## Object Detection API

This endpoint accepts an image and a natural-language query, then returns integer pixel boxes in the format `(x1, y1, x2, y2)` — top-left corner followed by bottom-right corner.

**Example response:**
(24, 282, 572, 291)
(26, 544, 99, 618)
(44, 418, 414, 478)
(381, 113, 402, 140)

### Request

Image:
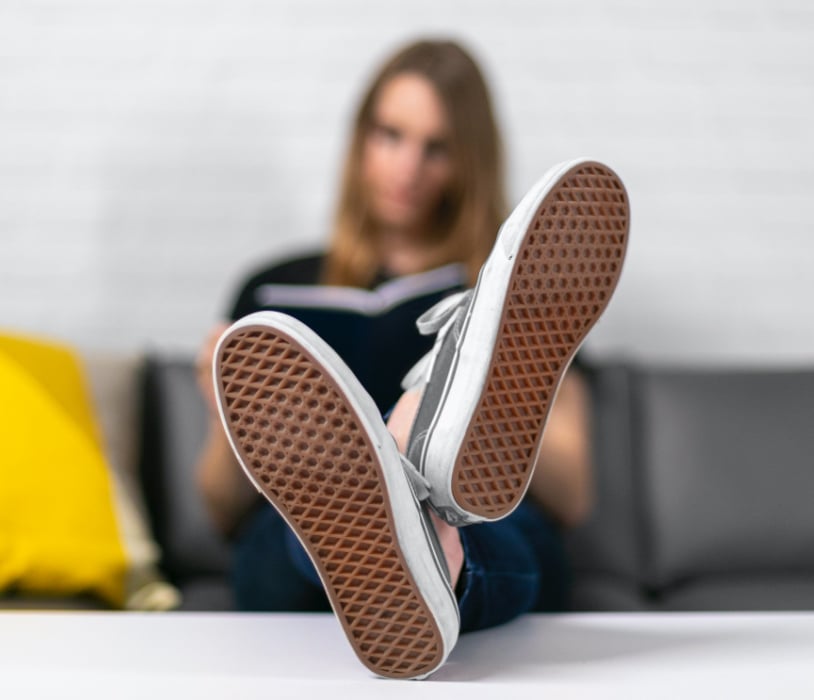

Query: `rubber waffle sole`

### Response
(215, 325, 445, 679)
(450, 161, 630, 520)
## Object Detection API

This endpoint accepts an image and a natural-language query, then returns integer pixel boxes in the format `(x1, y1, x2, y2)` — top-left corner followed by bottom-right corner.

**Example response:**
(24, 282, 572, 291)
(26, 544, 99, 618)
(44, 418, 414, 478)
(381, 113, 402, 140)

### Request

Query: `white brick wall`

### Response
(1, 0, 813, 363)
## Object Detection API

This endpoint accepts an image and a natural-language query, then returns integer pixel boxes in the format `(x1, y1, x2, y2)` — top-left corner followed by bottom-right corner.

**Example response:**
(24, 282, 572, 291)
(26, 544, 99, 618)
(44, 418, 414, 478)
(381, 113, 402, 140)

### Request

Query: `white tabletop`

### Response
(1, 611, 812, 698)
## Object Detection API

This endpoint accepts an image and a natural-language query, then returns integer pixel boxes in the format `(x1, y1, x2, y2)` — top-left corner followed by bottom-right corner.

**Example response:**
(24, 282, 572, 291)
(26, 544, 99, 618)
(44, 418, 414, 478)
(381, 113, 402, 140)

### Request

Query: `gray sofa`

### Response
(139, 356, 814, 613)
(568, 363, 814, 611)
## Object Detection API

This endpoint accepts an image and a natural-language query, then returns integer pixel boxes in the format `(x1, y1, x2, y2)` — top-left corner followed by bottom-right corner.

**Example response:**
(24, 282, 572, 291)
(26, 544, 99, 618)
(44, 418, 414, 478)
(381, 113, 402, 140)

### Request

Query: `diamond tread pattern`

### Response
(217, 329, 444, 679)
(451, 162, 630, 519)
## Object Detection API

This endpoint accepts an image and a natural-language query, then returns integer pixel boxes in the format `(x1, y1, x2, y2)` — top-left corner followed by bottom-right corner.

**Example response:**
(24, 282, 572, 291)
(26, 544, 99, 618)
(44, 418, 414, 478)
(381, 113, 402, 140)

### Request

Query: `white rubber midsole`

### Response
(214, 311, 460, 674)
(419, 158, 593, 522)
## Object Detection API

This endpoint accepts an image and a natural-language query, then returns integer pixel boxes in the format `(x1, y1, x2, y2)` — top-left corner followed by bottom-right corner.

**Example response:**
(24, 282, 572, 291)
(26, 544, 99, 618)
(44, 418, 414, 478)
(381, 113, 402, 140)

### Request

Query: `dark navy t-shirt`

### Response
(227, 252, 468, 414)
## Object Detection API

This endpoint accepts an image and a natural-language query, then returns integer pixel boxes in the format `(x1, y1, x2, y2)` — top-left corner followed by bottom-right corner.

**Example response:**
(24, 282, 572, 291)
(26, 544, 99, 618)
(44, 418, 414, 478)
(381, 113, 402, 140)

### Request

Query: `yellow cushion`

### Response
(0, 332, 180, 609)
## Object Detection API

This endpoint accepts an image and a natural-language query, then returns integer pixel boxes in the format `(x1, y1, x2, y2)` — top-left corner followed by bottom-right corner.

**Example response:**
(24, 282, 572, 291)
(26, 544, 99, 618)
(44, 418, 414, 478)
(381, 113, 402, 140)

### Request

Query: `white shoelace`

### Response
(414, 290, 470, 335)
(400, 290, 472, 392)
(399, 453, 431, 501)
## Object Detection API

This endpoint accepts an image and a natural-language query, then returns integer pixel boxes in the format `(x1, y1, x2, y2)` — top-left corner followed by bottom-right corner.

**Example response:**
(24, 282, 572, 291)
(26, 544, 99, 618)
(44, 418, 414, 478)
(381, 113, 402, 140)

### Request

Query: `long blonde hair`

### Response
(323, 39, 507, 288)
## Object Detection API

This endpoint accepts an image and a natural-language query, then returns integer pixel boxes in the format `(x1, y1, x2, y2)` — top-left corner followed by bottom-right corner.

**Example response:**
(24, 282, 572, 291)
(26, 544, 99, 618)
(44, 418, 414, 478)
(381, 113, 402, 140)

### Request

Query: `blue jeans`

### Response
(232, 500, 569, 632)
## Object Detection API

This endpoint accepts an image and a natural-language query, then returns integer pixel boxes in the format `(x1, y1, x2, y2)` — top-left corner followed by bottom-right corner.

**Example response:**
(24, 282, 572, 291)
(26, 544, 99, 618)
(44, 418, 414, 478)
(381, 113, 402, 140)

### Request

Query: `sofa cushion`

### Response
(635, 368, 814, 589)
(567, 364, 644, 583)
(0, 333, 179, 610)
(661, 576, 814, 611)
(570, 574, 649, 612)
(176, 576, 235, 611)
(139, 356, 232, 585)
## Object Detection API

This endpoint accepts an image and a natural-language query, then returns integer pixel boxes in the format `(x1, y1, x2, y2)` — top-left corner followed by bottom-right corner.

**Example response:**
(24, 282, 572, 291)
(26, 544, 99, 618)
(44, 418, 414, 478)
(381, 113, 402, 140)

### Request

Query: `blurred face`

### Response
(362, 73, 455, 235)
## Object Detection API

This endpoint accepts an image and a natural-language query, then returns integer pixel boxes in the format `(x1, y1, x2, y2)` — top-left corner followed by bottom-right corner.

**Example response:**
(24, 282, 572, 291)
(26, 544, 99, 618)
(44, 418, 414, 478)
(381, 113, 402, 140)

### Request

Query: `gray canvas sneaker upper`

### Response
(402, 290, 477, 525)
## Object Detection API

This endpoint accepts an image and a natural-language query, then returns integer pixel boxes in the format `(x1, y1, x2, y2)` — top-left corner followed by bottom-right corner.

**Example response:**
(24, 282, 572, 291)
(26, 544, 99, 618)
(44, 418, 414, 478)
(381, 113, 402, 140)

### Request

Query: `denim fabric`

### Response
(232, 499, 568, 631)
(456, 501, 569, 632)
(232, 504, 329, 612)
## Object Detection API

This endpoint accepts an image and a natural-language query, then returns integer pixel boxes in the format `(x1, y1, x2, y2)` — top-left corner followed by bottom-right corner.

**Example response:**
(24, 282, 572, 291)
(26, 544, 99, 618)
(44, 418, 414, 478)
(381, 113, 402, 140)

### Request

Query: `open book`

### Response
(252, 263, 468, 413)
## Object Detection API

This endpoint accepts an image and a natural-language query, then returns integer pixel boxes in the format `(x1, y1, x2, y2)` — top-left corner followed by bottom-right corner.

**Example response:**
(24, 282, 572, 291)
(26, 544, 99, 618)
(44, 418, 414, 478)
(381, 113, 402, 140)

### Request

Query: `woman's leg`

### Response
(232, 504, 330, 611)
(456, 501, 569, 633)
(389, 389, 569, 634)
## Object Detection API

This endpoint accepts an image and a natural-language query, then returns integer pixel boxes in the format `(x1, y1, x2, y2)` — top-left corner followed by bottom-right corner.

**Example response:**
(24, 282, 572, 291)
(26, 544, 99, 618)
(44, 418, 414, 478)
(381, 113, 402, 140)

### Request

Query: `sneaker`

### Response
(404, 158, 630, 525)
(213, 311, 459, 680)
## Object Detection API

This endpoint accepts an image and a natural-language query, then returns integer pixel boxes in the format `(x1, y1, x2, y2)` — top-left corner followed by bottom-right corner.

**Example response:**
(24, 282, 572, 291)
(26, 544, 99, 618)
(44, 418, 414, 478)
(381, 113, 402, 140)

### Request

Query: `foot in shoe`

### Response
(405, 158, 630, 526)
(213, 311, 459, 679)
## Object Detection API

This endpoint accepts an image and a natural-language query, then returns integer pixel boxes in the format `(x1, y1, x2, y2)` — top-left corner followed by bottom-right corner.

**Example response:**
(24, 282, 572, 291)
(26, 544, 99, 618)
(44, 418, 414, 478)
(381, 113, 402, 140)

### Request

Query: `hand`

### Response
(196, 321, 230, 415)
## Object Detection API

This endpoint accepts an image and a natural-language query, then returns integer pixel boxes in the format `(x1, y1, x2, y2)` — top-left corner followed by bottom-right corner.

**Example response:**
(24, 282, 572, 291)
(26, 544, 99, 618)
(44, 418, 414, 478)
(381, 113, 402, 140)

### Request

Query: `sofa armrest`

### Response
(138, 356, 233, 586)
